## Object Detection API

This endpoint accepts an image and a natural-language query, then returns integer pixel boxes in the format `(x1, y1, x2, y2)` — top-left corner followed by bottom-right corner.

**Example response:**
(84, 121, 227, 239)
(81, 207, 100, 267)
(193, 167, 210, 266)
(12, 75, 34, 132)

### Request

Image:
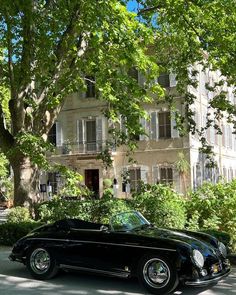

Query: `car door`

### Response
(62, 227, 144, 274)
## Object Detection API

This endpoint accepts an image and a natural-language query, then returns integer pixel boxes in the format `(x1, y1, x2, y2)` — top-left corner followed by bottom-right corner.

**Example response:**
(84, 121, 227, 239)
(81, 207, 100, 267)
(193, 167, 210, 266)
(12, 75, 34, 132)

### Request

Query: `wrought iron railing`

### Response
(56, 140, 116, 155)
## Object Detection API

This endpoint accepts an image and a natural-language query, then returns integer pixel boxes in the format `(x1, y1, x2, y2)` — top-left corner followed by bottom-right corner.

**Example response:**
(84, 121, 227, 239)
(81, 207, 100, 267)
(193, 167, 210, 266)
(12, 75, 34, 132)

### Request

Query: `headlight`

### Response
(218, 242, 227, 258)
(192, 249, 205, 268)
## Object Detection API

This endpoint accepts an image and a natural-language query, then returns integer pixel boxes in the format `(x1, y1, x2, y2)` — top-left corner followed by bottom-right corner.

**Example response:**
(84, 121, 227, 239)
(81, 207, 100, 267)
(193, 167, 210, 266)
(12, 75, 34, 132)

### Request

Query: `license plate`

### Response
(212, 263, 222, 274)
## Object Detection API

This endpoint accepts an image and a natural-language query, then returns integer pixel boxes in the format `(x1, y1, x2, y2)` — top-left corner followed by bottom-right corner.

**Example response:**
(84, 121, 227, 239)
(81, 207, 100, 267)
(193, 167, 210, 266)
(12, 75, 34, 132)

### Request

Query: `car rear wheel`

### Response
(137, 255, 178, 295)
(26, 247, 58, 280)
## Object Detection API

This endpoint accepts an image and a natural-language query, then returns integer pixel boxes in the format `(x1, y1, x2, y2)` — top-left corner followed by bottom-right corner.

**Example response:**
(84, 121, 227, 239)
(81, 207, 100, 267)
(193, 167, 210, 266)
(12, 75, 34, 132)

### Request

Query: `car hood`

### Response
(135, 226, 219, 257)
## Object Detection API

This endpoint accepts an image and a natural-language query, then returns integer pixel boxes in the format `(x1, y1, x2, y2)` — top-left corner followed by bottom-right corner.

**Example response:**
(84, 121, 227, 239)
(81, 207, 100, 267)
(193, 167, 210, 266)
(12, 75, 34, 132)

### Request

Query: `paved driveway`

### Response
(0, 246, 235, 295)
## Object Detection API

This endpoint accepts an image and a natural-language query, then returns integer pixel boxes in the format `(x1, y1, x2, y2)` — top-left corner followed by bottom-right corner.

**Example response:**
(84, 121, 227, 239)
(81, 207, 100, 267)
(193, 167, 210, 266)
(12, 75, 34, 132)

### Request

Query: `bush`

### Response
(36, 193, 131, 225)
(0, 221, 43, 246)
(36, 196, 93, 223)
(91, 194, 132, 224)
(7, 206, 32, 223)
(186, 180, 236, 251)
(131, 184, 187, 229)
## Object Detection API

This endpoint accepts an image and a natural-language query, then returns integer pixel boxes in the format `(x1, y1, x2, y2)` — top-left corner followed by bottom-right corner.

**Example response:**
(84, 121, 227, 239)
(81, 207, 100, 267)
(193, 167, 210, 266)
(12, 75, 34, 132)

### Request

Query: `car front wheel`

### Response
(138, 255, 178, 295)
(26, 247, 58, 280)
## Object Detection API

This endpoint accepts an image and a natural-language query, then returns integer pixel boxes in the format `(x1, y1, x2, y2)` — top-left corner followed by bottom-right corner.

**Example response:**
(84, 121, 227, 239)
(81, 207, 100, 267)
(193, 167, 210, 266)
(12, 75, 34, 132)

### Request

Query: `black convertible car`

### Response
(9, 211, 231, 294)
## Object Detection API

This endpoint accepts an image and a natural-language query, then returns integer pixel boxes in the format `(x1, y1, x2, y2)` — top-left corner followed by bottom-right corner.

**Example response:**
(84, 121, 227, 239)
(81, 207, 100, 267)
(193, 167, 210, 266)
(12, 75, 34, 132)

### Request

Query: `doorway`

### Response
(85, 169, 99, 199)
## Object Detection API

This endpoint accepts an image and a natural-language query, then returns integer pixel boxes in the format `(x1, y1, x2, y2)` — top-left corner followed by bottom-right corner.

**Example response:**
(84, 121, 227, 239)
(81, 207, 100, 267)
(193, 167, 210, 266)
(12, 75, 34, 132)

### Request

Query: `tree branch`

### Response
(5, 15, 16, 100)
(137, 5, 161, 15)
(36, 5, 82, 106)
(20, 0, 34, 87)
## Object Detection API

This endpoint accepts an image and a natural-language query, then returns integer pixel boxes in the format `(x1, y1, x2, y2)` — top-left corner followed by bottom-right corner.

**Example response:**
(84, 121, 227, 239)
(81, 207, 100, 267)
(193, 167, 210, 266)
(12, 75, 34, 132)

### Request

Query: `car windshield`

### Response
(110, 211, 151, 232)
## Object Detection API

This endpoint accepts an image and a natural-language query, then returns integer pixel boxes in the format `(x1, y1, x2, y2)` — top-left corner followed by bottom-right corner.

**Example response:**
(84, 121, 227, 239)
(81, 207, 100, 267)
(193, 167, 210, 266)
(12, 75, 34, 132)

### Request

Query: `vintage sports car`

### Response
(9, 211, 231, 294)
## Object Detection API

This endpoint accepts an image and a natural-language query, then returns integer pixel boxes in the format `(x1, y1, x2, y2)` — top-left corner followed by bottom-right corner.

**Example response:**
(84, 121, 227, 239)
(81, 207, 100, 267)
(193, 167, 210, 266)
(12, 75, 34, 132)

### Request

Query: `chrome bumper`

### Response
(185, 268, 231, 286)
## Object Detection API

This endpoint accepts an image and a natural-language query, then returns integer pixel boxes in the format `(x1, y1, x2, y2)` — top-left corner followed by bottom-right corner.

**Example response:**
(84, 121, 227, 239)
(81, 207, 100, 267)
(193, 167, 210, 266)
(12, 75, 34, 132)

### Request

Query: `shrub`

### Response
(131, 184, 187, 229)
(91, 195, 132, 224)
(186, 180, 236, 251)
(7, 206, 32, 223)
(0, 221, 43, 246)
(36, 194, 131, 225)
(36, 196, 93, 223)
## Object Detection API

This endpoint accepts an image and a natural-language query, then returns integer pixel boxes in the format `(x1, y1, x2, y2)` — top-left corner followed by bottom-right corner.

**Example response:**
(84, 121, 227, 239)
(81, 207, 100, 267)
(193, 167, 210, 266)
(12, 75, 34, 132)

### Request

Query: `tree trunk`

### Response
(11, 156, 40, 208)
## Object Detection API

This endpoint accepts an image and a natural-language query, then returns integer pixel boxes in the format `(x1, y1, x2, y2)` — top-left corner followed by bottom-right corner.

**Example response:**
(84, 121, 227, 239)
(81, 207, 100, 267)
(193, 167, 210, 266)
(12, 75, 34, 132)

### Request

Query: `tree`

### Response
(0, 1, 161, 207)
(138, 0, 236, 79)
(175, 152, 190, 193)
(135, 0, 236, 166)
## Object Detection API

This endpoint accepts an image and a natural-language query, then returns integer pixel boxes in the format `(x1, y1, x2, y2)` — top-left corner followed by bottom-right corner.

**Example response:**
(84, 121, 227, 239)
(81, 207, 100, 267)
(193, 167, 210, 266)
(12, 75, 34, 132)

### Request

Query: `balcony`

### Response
(53, 140, 116, 156)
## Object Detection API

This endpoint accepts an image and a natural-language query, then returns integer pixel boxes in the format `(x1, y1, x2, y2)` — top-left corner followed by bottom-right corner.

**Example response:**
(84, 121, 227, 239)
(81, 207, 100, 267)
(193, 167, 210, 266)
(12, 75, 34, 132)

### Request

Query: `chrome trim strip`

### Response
(185, 269, 231, 286)
(27, 237, 176, 252)
(60, 264, 130, 278)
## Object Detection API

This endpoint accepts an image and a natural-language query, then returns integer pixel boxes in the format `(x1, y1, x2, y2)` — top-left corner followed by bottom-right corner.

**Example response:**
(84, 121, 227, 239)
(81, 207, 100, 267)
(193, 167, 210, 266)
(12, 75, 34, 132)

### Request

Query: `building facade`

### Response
(41, 66, 236, 198)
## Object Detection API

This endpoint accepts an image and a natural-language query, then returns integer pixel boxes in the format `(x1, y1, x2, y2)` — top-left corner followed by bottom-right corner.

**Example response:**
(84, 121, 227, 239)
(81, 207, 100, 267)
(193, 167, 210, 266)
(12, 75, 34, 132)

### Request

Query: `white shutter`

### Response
(96, 117, 103, 151)
(169, 73, 177, 87)
(210, 126, 215, 144)
(138, 72, 145, 86)
(150, 112, 157, 140)
(226, 125, 230, 148)
(171, 115, 179, 138)
(152, 166, 159, 184)
(120, 115, 127, 135)
(56, 122, 63, 147)
(77, 119, 85, 143)
(77, 119, 85, 152)
(229, 126, 233, 149)
(173, 168, 180, 191)
(141, 166, 148, 184)
(140, 117, 146, 141)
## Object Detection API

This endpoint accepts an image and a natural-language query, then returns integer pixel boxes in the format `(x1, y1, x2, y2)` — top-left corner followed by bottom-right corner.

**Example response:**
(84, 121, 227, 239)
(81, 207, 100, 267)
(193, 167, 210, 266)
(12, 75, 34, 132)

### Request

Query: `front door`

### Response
(85, 169, 99, 198)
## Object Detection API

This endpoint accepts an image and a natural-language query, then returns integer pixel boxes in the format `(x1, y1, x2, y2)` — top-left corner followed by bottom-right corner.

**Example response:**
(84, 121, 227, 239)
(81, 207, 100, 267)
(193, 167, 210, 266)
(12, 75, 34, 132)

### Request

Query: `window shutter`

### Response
(229, 126, 233, 149)
(226, 125, 230, 148)
(120, 115, 127, 135)
(77, 119, 85, 144)
(169, 73, 177, 87)
(138, 72, 145, 86)
(210, 126, 215, 144)
(56, 122, 63, 147)
(140, 166, 148, 184)
(96, 117, 103, 142)
(140, 117, 147, 141)
(222, 125, 226, 147)
(150, 112, 157, 140)
(152, 166, 159, 184)
(171, 115, 179, 138)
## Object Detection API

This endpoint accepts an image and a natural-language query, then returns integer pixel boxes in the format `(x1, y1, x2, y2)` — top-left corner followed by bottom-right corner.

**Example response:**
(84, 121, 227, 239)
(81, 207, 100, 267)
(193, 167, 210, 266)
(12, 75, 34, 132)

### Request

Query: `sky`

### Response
(127, 1, 139, 12)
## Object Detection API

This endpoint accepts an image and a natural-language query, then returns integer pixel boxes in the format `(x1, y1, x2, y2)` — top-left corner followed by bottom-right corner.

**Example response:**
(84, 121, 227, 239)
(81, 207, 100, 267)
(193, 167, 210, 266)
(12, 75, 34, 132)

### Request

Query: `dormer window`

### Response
(158, 73, 170, 88)
(85, 76, 96, 98)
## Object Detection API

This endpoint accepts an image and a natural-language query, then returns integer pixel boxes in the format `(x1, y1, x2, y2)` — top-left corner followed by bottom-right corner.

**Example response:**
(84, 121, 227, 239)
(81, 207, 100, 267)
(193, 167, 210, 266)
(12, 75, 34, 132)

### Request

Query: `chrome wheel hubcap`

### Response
(143, 258, 170, 289)
(30, 248, 51, 274)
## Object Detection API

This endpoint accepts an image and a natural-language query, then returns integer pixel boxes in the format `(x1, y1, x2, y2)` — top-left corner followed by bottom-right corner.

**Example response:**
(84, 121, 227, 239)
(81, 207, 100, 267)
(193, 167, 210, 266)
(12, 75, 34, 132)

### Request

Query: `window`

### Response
(160, 167, 173, 184)
(129, 168, 141, 192)
(122, 168, 141, 193)
(77, 117, 103, 153)
(158, 112, 171, 138)
(85, 76, 95, 98)
(48, 122, 63, 146)
(158, 73, 170, 88)
(128, 68, 139, 82)
(86, 120, 96, 151)
(48, 124, 56, 146)
(47, 172, 58, 194)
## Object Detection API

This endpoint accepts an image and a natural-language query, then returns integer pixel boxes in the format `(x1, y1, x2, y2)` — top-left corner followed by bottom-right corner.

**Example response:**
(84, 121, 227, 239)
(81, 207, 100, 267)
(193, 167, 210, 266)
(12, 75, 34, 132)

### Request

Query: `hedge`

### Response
(0, 221, 43, 246)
